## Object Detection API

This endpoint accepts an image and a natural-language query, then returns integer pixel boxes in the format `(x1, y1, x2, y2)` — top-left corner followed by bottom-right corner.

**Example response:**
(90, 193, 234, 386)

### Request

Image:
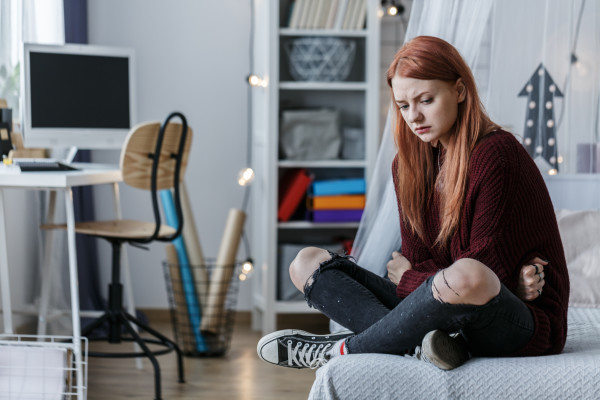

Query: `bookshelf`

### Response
(250, 0, 380, 334)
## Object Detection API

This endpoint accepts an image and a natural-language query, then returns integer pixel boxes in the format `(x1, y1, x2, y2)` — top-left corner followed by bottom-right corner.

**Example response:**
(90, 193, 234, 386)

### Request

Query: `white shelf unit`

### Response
(250, 0, 381, 334)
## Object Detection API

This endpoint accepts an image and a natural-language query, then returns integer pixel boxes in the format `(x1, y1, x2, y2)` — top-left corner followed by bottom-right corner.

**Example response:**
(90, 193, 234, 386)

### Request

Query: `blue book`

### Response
(312, 178, 366, 196)
(160, 190, 207, 352)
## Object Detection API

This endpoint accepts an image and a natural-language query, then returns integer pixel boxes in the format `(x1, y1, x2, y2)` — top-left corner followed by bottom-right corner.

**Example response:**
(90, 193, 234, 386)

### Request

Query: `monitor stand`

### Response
(63, 146, 79, 164)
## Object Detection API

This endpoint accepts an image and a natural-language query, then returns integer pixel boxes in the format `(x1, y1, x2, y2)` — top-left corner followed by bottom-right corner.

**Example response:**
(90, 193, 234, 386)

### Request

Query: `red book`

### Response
(278, 169, 312, 222)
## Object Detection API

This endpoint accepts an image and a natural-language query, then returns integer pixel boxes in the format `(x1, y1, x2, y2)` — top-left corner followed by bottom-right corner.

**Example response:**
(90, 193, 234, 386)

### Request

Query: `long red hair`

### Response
(386, 36, 499, 245)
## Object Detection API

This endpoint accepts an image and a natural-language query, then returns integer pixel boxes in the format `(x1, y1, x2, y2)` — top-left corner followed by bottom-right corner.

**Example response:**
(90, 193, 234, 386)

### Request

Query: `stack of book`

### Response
(308, 177, 366, 222)
(286, 0, 368, 30)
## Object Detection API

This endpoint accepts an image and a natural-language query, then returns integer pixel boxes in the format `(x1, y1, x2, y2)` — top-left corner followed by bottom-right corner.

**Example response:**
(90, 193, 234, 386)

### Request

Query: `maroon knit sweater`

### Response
(392, 130, 569, 356)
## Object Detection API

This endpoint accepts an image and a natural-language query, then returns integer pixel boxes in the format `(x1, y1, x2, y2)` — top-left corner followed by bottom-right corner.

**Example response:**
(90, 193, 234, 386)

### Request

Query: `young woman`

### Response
(257, 36, 569, 370)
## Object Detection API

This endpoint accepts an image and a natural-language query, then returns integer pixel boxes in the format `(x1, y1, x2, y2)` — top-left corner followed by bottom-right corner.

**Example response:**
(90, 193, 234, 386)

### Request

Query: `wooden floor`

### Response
(86, 312, 330, 400)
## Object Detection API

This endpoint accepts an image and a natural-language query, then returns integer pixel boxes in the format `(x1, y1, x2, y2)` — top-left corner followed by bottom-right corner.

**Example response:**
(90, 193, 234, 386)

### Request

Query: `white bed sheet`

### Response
(309, 307, 600, 400)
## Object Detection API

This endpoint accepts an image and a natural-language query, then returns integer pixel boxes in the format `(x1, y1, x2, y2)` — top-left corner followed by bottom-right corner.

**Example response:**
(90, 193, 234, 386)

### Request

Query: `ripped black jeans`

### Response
(304, 253, 534, 356)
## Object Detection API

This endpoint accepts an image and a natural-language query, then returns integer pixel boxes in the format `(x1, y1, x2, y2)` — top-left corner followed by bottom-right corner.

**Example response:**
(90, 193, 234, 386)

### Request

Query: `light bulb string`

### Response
(239, 0, 256, 270)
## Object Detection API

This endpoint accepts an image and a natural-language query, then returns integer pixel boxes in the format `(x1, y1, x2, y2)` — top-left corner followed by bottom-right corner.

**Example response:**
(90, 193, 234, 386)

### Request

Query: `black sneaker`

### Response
(407, 330, 470, 370)
(257, 329, 352, 369)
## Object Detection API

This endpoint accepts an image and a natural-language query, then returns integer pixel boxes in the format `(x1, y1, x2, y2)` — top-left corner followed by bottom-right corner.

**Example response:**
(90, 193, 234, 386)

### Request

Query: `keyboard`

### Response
(14, 159, 80, 172)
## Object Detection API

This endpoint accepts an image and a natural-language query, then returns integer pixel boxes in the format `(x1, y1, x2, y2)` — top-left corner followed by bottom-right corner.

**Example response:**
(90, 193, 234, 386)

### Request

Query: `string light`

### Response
(247, 74, 269, 88)
(237, 0, 257, 282)
(238, 167, 255, 186)
(238, 257, 254, 281)
(381, 0, 405, 17)
(242, 258, 254, 274)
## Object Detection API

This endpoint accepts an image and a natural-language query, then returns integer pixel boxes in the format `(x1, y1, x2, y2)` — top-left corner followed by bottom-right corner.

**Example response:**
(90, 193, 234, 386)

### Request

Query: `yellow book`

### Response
(309, 194, 366, 210)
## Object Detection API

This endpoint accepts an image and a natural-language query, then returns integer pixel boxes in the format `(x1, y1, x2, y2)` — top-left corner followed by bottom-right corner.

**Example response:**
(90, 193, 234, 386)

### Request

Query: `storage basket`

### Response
(0, 334, 88, 400)
(163, 260, 241, 357)
(285, 37, 356, 82)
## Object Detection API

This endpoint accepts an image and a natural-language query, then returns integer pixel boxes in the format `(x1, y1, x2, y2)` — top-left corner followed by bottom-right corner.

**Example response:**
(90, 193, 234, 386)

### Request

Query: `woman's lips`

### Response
(415, 126, 431, 134)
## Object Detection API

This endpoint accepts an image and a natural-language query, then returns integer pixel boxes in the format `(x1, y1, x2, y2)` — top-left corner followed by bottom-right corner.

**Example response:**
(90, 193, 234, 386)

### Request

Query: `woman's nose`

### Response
(407, 107, 422, 123)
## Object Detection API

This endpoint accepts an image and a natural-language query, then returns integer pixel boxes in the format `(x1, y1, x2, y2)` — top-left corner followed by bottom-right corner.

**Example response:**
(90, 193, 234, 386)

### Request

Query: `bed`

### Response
(308, 210, 600, 400)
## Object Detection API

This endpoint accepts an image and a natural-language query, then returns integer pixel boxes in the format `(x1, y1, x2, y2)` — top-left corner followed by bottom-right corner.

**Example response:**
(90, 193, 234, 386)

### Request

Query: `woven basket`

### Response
(285, 37, 356, 82)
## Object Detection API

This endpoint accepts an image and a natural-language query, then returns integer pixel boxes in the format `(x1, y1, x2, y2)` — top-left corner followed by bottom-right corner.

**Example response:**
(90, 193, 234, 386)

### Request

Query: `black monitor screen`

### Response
(29, 52, 130, 129)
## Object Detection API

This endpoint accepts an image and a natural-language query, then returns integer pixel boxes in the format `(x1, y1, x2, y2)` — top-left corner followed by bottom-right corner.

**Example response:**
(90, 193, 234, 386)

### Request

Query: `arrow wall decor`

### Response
(518, 63, 564, 171)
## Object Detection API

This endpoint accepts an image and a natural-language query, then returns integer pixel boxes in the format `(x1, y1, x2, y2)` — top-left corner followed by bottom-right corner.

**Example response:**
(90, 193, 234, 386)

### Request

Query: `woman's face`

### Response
(391, 75, 465, 147)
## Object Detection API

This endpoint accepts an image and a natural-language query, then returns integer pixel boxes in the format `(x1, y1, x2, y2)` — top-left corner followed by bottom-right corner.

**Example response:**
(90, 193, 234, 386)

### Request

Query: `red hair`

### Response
(386, 36, 498, 245)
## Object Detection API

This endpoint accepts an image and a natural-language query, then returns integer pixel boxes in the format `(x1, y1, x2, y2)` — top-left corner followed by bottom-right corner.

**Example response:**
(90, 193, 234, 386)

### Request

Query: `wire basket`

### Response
(163, 260, 241, 357)
(285, 37, 357, 82)
(0, 334, 88, 400)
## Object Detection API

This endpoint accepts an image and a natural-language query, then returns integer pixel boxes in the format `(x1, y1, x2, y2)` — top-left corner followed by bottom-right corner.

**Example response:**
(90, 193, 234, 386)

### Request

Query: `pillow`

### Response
(556, 209, 600, 307)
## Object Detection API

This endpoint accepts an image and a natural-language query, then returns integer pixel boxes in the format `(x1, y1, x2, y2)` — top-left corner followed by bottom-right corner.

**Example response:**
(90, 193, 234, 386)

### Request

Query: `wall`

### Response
(87, 0, 254, 309)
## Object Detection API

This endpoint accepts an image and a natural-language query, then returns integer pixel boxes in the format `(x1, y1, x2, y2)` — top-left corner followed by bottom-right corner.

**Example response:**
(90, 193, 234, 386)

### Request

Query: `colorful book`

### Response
(311, 209, 364, 222)
(160, 190, 207, 352)
(308, 194, 366, 210)
(278, 169, 312, 221)
(311, 178, 365, 196)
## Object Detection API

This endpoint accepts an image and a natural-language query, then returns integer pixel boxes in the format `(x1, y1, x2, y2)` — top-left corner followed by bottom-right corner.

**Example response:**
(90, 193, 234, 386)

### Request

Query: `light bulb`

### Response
(248, 74, 261, 86)
(248, 74, 268, 88)
(377, 7, 385, 18)
(238, 167, 255, 186)
(548, 168, 558, 175)
(387, 6, 398, 16)
(239, 273, 247, 281)
(242, 259, 254, 274)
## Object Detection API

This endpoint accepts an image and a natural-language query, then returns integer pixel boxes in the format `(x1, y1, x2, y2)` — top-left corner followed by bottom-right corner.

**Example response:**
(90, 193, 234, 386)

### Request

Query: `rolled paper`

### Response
(166, 244, 195, 353)
(160, 189, 206, 351)
(179, 182, 209, 306)
(201, 208, 246, 333)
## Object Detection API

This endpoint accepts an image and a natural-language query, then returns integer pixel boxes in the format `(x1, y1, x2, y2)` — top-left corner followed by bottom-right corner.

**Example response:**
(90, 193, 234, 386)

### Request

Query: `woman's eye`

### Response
(422, 98, 432, 104)
(399, 104, 409, 110)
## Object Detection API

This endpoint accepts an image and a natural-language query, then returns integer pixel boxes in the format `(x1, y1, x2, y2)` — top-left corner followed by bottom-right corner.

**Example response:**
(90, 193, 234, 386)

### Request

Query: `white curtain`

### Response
(352, 0, 599, 276)
(0, 0, 66, 334)
(0, 0, 64, 115)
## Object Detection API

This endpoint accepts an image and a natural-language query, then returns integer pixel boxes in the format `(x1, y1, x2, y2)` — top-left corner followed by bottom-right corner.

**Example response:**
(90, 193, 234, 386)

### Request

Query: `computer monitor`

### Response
(21, 43, 136, 150)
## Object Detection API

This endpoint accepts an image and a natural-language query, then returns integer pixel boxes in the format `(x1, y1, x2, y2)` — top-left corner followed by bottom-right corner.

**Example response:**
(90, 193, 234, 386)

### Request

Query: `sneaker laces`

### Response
(287, 340, 332, 369)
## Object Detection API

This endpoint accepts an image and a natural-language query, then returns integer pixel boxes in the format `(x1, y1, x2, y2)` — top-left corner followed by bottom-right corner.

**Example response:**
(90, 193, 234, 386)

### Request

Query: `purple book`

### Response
(311, 209, 364, 223)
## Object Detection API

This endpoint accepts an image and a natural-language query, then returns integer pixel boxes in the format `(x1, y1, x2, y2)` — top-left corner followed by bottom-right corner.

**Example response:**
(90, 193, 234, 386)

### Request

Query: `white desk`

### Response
(0, 163, 122, 400)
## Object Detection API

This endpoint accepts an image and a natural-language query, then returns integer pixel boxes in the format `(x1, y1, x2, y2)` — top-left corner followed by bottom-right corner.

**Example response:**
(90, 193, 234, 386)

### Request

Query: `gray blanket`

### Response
(309, 307, 600, 400)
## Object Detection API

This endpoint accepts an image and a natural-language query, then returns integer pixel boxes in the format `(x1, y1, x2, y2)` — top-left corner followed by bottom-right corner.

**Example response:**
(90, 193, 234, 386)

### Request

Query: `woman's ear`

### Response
(456, 79, 466, 103)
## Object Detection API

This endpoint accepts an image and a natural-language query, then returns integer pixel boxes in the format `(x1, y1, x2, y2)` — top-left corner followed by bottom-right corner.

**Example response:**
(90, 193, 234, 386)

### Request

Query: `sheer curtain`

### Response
(0, 0, 66, 333)
(0, 0, 64, 115)
(352, 0, 599, 276)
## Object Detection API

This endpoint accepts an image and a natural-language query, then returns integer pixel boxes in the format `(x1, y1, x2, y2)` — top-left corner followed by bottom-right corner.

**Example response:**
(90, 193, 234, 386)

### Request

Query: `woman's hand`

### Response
(516, 256, 548, 301)
(387, 251, 412, 285)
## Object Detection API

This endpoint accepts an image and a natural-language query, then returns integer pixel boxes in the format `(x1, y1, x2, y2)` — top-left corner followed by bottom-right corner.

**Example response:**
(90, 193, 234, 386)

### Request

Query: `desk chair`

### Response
(45, 112, 191, 400)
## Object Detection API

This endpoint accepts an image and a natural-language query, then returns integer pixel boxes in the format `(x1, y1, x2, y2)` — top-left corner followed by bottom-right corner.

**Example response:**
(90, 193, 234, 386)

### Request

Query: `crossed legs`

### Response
(289, 247, 531, 356)
(290, 246, 501, 308)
